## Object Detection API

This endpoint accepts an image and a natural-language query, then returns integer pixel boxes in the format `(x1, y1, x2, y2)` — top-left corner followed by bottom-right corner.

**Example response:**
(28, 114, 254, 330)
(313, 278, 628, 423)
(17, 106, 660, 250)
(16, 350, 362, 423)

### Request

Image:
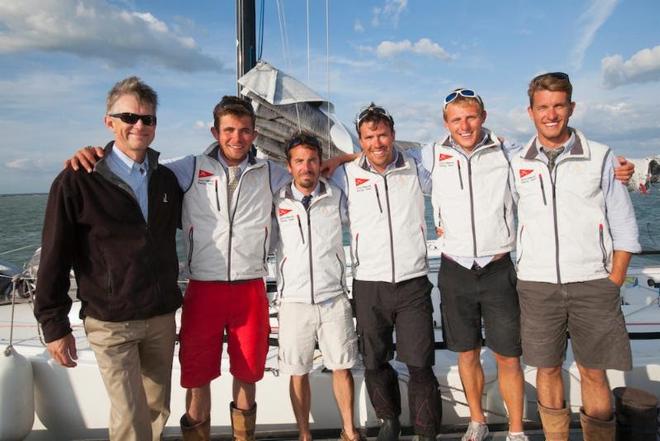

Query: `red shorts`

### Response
(179, 278, 270, 388)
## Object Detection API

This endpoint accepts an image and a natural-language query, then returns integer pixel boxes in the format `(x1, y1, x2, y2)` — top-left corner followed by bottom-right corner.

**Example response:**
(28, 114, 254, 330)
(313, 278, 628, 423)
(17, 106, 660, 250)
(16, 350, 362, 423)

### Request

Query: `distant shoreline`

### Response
(0, 193, 47, 197)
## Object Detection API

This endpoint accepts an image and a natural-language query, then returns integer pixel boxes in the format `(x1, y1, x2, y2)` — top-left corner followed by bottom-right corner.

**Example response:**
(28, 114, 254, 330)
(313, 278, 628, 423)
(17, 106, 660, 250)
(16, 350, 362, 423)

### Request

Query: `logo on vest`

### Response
(438, 153, 453, 161)
(279, 208, 292, 216)
(437, 153, 456, 168)
(355, 178, 369, 186)
(198, 169, 214, 178)
(519, 168, 537, 183)
(278, 207, 295, 222)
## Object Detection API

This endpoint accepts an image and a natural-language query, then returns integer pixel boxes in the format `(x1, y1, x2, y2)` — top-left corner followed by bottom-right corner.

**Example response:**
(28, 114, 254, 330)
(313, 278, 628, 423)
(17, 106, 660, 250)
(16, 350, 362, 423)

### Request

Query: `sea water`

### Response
(0, 191, 658, 268)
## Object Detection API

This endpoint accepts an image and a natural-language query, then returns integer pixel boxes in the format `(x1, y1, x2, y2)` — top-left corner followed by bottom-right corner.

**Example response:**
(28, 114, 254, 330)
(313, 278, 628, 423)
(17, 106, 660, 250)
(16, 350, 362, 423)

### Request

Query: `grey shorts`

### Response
(277, 295, 358, 375)
(517, 277, 631, 370)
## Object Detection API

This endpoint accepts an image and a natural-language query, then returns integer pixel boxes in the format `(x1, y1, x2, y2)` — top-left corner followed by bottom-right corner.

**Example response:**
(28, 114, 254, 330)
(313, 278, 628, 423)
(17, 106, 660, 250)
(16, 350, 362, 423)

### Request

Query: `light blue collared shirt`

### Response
(106, 146, 149, 220)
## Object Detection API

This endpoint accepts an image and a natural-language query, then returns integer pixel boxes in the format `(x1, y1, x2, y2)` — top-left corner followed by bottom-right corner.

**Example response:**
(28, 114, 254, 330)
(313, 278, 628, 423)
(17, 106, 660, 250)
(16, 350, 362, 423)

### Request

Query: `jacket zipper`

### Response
(420, 225, 428, 263)
(549, 164, 561, 283)
(187, 226, 194, 272)
(539, 174, 548, 205)
(383, 176, 396, 283)
(354, 233, 360, 267)
(262, 226, 268, 269)
(374, 184, 383, 213)
(467, 160, 477, 256)
(457, 161, 464, 190)
(598, 224, 609, 273)
(296, 215, 305, 244)
(503, 203, 511, 237)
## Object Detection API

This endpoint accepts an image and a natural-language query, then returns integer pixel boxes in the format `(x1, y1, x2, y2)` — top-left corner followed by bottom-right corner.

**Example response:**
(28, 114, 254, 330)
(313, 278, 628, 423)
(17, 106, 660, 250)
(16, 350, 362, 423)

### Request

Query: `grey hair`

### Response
(106, 76, 158, 113)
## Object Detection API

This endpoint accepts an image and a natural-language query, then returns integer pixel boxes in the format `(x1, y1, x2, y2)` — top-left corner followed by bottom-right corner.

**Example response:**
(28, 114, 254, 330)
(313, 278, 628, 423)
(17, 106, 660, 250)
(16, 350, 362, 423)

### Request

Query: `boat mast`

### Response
(236, 0, 257, 94)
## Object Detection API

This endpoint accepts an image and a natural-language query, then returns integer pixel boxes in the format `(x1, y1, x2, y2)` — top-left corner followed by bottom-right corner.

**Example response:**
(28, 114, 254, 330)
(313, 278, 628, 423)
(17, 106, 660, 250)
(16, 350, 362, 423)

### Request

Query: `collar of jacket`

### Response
(521, 128, 589, 161)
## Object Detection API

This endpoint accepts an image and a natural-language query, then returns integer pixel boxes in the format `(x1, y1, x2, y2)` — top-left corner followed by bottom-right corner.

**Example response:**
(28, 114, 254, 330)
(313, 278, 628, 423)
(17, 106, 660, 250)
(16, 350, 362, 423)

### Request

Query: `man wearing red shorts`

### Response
(173, 96, 289, 440)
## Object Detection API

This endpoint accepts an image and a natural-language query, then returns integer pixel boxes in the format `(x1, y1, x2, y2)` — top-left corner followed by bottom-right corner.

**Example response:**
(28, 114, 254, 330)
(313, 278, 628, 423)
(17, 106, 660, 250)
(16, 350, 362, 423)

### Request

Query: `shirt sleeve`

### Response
(407, 148, 432, 195)
(161, 155, 196, 191)
(602, 151, 641, 253)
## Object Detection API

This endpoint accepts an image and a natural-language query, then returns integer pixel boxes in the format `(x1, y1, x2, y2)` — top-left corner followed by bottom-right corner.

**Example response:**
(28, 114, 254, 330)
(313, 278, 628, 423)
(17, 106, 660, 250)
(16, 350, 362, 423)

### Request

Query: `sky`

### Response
(1, 0, 659, 194)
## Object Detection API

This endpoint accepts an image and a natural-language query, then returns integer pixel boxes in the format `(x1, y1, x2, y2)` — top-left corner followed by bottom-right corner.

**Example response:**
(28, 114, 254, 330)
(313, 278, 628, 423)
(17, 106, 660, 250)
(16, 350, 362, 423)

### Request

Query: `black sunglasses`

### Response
(354, 103, 394, 131)
(108, 112, 157, 126)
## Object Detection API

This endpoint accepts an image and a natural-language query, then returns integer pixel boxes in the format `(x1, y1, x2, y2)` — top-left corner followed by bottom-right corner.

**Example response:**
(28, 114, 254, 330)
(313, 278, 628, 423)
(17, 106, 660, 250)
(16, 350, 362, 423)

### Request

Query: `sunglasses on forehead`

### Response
(354, 103, 394, 131)
(108, 112, 157, 126)
(443, 89, 483, 109)
(532, 72, 570, 82)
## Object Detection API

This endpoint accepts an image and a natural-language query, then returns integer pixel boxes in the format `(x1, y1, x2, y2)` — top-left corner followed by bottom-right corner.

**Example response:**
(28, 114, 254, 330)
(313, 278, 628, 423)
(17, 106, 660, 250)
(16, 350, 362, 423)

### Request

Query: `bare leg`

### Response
(233, 378, 256, 411)
(186, 385, 211, 424)
(577, 364, 612, 420)
(536, 366, 564, 409)
(332, 369, 357, 436)
(458, 348, 485, 423)
(290, 374, 312, 441)
(494, 353, 524, 433)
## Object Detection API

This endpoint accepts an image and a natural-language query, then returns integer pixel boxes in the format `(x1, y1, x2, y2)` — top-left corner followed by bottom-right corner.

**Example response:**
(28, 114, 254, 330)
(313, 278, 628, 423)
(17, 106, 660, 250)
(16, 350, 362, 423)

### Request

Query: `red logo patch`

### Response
(198, 169, 214, 178)
(355, 178, 369, 186)
(278, 208, 292, 216)
(438, 153, 453, 161)
(519, 169, 533, 178)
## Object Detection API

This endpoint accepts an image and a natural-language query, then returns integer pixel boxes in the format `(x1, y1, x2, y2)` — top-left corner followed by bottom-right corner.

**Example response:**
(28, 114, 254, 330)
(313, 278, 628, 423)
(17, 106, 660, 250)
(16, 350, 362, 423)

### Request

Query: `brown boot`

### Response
(580, 408, 614, 441)
(180, 414, 210, 441)
(538, 402, 571, 441)
(230, 402, 257, 441)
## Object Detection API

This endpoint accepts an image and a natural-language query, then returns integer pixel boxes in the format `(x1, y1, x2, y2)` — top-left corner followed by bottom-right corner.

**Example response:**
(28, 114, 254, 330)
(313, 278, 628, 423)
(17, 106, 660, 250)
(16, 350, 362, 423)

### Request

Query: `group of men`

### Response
(34, 71, 639, 441)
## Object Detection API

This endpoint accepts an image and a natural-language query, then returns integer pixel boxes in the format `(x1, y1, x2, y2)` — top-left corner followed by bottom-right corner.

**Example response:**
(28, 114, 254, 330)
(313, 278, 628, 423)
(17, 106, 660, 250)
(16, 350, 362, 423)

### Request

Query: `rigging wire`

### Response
(325, 0, 331, 150)
(257, 0, 265, 61)
(306, 0, 311, 82)
(275, 0, 302, 131)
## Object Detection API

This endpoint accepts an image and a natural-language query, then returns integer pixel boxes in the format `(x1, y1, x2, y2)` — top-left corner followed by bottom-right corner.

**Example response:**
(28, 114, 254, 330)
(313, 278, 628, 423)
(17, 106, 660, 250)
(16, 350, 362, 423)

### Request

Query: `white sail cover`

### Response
(238, 60, 358, 161)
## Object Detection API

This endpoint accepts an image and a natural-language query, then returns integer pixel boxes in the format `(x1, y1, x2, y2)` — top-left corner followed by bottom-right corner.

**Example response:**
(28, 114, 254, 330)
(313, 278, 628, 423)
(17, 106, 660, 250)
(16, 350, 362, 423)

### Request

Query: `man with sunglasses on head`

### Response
(34, 76, 183, 441)
(511, 73, 640, 440)
(421, 88, 527, 441)
(273, 132, 363, 441)
(326, 104, 443, 441)
(68, 95, 291, 441)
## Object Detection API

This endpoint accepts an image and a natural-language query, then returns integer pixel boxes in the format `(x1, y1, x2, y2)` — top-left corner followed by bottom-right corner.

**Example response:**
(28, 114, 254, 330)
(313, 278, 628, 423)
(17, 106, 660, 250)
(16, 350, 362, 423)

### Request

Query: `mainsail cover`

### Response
(238, 60, 358, 161)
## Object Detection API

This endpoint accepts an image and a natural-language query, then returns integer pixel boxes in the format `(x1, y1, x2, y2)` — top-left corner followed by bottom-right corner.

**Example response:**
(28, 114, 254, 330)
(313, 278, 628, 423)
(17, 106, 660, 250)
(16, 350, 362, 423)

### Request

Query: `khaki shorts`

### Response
(278, 295, 358, 375)
(517, 277, 631, 370)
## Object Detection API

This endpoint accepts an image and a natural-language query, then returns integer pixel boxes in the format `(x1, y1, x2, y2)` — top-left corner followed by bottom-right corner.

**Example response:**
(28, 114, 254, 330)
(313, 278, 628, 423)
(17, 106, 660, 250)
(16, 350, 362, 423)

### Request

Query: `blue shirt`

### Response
(106, 146, 149, 220)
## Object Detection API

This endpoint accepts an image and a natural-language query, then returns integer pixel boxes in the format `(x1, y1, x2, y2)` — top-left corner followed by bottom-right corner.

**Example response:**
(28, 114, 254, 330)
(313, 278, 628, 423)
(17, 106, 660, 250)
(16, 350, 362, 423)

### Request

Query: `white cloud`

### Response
(371, 0, 407, 28)
(4, 157, 60, 173)
(602, 45, 660, 88)
(570, 0, 618, 70)
(0, 0, 224, 72)
(194, 120, 212, 129)
(354, 20, 364, 33)
(375, 38, 453, 61)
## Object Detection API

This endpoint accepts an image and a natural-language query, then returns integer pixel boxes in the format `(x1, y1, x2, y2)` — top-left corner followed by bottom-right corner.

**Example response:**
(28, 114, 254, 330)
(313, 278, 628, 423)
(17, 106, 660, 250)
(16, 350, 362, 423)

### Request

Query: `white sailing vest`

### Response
(343, 150, 428, 283)
(430, 130, 515, 257)
(512, 129, 614, 283)
(182, 144, 273, 281)
(274, 178, 347, 304)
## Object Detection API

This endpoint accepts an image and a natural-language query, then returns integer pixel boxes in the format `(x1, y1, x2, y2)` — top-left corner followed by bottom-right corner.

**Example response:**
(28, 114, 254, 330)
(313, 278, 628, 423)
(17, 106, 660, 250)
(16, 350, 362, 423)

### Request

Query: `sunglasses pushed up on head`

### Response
(443, 88, 484, 110)
(354, 103, 394, 132)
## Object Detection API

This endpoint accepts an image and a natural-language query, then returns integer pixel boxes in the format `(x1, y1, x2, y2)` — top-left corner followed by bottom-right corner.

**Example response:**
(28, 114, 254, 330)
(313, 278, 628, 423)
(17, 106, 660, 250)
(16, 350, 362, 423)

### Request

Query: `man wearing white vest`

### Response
(422, 89, 527, 441)
(512, 72, 640, 441)
(273, 132, 363, 441)
(328, 105, 443, 441)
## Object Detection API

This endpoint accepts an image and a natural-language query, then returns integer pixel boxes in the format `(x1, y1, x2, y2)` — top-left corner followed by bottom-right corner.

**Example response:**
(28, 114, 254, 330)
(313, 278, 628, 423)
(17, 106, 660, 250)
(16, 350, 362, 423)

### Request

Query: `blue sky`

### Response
(1, 0, 659, 193)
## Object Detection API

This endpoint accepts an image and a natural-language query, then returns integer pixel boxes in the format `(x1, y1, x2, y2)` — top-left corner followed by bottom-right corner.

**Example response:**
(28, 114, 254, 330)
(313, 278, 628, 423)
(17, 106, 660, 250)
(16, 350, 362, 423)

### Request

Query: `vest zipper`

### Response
(296, 215, 305, 244)
(599, 224, 609, 273)
(307, 209, 315, 304)
(336, 253, 346, 292)
(383, 176, 396, 283)
(226, 166, 248, 281)
(457, 161, 464, 190)
(420, 225, 428, 264)
(467, 160, 477, 257)
(539, 174, 548, 205)
(187, 226, 194, 273)
(262, 226, 268, 269)
(354, 233, 360, 267)
(503, 203, 511, 237)
(549, 164, 561, 284)
(374, 184, 383, 213)
(516, 225, 524, 266)
(215, 179, 221, 211)
(278, 257, 287, 300)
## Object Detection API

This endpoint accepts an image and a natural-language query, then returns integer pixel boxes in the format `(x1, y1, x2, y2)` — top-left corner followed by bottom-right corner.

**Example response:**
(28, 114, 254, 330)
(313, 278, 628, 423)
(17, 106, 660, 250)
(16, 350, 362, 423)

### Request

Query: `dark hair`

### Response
(284, 131, 323, 162)
(213, 95, 256, 129)
(528, 72, 572, 106)
(354, 103, 395, 136)
(106, 76, 158, 113)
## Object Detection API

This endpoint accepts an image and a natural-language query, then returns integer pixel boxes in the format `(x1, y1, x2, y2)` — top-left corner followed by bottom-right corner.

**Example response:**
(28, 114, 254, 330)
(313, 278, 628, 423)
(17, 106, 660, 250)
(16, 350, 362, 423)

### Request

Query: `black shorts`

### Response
(353, 276, 435, 369)
(438, 255, 522, 357)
